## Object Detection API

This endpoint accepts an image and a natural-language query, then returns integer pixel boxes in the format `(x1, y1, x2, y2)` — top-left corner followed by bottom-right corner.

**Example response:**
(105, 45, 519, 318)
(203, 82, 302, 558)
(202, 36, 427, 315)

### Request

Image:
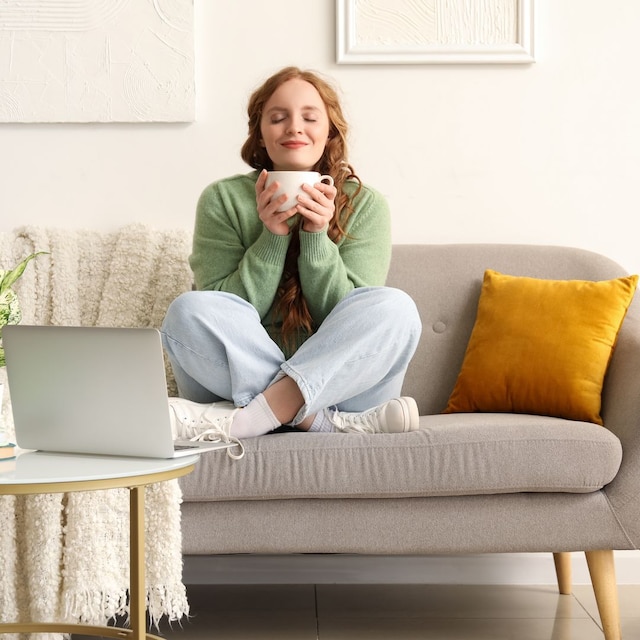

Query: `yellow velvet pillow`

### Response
(444, 270, 638, 425)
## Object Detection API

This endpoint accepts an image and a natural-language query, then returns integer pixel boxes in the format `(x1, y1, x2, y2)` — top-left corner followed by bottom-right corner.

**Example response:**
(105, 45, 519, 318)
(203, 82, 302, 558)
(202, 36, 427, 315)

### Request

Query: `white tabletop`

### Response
(0, 448, 199, 485)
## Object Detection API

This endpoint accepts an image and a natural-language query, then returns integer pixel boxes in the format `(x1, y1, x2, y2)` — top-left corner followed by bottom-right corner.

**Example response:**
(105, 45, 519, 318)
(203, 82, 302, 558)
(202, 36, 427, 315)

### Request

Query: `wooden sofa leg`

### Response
(553, 552, 572, 595)
(585, 550, 622, 640)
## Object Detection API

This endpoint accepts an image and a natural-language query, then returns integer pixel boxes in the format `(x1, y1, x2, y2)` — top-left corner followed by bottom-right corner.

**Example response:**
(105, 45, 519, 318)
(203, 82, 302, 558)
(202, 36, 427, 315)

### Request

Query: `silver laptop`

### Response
(2, 325, 236, 459)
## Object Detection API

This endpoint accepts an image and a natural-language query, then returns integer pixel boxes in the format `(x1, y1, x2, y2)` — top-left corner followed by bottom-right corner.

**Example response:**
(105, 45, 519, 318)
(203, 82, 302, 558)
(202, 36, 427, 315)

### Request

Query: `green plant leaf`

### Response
(0, 288, 21, 328)
(0, 251, 49, 294)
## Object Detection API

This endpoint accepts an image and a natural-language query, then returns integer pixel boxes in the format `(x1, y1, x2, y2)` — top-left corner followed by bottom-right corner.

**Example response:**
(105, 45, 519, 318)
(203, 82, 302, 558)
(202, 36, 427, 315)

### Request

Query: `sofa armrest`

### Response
(600, 294, 640, 546)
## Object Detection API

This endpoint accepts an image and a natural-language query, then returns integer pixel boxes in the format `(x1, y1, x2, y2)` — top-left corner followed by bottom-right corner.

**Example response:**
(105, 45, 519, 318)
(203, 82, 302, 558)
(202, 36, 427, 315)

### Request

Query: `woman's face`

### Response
(260, 78, 330, 171)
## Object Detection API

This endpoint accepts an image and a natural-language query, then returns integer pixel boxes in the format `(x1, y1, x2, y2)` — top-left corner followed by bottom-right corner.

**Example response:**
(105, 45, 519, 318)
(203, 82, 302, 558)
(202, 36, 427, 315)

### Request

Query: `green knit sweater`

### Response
(189, 171, 391, 354)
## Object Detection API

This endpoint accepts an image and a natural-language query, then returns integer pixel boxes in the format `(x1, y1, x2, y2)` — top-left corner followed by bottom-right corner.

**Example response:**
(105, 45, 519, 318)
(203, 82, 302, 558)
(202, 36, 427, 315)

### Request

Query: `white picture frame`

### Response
(336, 0, 534, 65)
(0, 0, 194, 123)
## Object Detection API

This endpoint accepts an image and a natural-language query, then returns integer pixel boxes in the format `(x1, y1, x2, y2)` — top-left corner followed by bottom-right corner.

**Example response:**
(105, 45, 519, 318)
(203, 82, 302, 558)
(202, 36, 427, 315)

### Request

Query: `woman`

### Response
(161, 67, 422, 459)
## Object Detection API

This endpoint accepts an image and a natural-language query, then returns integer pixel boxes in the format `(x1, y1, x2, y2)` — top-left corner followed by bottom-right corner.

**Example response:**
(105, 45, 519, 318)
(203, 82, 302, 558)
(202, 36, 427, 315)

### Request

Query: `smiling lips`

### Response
(281, 140, 307, 149)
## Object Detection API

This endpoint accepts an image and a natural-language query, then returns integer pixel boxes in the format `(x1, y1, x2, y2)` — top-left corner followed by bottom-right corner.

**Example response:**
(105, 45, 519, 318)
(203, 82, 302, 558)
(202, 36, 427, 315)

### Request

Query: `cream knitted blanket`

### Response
(0, 224, 194, 636)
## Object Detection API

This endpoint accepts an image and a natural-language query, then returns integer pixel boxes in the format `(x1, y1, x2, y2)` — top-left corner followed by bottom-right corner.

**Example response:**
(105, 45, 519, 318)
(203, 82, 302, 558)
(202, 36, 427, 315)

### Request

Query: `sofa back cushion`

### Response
(386, 244, 634, 416)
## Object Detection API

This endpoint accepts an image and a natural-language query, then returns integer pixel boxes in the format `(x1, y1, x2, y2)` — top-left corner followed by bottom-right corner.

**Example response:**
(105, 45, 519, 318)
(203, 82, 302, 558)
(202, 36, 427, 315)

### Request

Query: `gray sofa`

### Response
(179, 243, 640, 640)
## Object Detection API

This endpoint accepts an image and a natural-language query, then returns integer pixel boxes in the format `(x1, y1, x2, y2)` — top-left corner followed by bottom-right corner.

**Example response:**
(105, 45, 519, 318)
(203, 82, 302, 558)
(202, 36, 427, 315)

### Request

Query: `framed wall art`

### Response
(0, 0, 194, 123)
(336, 0, 534, 64)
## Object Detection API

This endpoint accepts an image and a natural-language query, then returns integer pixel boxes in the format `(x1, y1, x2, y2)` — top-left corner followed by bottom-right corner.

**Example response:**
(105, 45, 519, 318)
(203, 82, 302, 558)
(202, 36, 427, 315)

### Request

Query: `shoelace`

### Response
(189, 409, 245, 460)
(329, 407, 379, 434)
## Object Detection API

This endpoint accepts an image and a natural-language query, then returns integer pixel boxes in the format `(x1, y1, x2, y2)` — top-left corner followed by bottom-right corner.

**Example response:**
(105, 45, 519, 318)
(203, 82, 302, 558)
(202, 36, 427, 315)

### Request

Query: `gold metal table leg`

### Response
(0, 484, 164, 639)
(130, 485, 146, 640)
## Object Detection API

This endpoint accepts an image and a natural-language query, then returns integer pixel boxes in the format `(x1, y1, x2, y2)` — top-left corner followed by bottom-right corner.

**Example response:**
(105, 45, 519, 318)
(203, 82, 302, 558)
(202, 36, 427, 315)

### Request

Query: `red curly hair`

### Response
(240, 67, 362, 351)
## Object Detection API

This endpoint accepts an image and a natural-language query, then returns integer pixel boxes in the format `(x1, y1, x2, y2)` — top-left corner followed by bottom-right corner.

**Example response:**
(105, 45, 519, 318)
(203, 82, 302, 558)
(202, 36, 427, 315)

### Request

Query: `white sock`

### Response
(308, 410, 335, 433)
(231, 393, 281, 438)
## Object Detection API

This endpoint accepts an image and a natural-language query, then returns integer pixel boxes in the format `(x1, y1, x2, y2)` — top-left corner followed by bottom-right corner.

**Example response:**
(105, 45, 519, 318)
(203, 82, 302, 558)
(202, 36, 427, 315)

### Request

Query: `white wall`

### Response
(2, 0, 639, 583)
(2, 0, 640, 275)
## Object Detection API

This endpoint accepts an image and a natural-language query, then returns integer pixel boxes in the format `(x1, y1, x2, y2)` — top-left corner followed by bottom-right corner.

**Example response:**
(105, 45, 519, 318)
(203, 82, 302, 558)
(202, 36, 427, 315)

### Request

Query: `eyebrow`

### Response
(265, 105, 323, 114)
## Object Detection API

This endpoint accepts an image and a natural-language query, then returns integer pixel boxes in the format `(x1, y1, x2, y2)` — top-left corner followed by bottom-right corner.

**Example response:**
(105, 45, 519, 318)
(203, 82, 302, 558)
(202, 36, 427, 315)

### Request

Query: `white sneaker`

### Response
(326, 397, 420, 434)
(168, 398, 245, 460)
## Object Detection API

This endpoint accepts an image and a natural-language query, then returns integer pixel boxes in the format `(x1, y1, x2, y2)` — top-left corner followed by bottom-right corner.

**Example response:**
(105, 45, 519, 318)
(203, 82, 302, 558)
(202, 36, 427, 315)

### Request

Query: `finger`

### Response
(297, 205, 322, 220)
(259, 182, 283, 210)
(259, 198, 289, 224)
(313, 182, 337, 200)
(296, 194, 321, 212)
(296, 202, 331, 226)
(273, 193, 290, 211)
(271, 206, 299, 225)
(298, 208, 329, 232)
(255, 169, 268, 193)
(264, 180, 280, 199)
(298, 193, 335, 218)
(301, 182, 336, 204)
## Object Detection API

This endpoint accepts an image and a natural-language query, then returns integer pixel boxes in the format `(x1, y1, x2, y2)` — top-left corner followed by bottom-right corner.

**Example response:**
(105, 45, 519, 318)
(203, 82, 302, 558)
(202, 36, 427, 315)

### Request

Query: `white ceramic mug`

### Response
(265, 171, 334, 212)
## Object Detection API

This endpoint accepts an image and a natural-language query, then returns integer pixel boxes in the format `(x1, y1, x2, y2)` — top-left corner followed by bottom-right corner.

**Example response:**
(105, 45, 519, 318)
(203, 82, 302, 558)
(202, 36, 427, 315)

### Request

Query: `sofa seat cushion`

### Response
(179, 413, 622, 502)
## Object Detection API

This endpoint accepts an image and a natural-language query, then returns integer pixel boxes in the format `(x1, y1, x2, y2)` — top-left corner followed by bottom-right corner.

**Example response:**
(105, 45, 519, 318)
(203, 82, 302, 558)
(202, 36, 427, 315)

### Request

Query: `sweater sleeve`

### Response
(297, 183, 392, 326)
(189, 176, 292, 319)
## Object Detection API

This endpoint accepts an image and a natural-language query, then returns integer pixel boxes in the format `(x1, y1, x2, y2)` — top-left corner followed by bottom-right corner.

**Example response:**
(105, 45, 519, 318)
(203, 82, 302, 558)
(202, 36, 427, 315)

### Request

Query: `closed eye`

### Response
(266, 106, 323, 124)
(269, 115, 317, 124)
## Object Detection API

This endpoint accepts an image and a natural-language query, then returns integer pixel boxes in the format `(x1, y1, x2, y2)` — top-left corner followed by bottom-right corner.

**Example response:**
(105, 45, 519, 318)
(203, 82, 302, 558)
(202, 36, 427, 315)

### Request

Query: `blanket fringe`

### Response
(63, 588, 129, 625)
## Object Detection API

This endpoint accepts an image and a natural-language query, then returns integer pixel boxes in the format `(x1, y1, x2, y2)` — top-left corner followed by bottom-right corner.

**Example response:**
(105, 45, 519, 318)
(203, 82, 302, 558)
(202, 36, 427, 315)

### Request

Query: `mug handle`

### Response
(319, 175, 334, 187)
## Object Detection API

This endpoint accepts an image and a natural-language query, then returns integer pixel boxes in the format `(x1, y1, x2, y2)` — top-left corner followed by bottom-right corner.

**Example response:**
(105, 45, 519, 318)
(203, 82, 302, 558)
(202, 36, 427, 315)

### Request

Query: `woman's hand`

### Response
(297, 180, 337, 233)
(255, 169, 298, 236)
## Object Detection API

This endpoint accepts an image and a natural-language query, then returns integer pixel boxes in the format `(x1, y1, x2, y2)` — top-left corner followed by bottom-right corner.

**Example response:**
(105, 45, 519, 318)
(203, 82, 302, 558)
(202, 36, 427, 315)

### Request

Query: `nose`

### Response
(286, 116, 303, 134)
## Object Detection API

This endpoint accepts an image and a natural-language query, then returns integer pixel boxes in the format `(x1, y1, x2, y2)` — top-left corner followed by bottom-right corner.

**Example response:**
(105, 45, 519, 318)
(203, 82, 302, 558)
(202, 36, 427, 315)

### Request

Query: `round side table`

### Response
(0, 449, 199, 640)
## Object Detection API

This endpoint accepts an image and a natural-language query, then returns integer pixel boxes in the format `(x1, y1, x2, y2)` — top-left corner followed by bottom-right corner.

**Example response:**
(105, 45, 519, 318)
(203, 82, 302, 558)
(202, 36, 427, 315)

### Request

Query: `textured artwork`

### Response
(337, 0, 534, 64)
(0, 0, 194, 122)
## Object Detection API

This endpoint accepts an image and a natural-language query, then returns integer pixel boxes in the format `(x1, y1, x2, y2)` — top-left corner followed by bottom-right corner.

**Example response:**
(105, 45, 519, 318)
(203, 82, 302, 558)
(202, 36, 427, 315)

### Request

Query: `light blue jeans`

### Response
(160, 287, 422, 425)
